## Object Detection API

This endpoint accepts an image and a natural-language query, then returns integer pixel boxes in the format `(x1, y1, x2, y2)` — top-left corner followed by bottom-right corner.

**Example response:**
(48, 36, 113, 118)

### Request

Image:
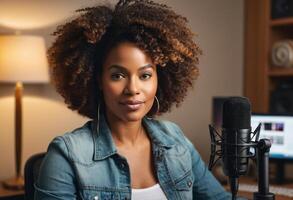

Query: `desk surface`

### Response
(226, 177, 293, 200)
(0, 184, 24, 199)
(1, 177, 292, 200)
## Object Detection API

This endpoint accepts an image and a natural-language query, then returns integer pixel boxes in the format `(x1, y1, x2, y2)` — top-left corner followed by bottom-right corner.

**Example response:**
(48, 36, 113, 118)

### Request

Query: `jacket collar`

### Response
(92, 112, 176, 161)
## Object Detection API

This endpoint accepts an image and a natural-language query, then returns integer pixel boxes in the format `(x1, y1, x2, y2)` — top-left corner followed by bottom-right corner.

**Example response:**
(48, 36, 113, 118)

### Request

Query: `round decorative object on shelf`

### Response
(271, 40, 293, 67)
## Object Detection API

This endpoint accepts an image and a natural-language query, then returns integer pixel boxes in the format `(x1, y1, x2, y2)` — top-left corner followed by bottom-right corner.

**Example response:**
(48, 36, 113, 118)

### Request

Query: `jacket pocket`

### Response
(165, 144, 193, 181)
(82, 189, 120, 200)
(174, 170, 193, 191)
(174, 170, 193, 200)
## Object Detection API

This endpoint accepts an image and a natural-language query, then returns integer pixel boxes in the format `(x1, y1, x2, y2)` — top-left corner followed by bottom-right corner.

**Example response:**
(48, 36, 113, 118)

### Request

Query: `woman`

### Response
(35, 0, 231, 199)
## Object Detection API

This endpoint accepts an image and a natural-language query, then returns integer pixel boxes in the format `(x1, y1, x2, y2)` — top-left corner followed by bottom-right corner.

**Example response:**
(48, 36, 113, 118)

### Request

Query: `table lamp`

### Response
(0, 35, 49, 190)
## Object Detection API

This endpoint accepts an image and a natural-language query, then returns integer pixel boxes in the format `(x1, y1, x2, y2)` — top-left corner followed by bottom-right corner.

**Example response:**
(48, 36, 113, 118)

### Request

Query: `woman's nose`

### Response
(124, 77, 140, 95)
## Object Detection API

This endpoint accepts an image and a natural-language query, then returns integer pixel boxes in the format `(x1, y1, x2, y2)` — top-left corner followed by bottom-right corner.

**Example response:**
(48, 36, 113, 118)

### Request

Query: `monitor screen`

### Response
(251, 114, 293, 160)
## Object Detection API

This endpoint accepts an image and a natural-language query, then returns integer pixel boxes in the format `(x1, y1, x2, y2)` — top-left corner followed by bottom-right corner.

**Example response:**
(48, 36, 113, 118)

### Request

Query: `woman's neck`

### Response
(104, 109, 146, 147)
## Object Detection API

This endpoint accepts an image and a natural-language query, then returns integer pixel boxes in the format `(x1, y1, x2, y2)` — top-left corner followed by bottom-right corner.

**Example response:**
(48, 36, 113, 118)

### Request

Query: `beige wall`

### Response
(0, 0, 244, 180)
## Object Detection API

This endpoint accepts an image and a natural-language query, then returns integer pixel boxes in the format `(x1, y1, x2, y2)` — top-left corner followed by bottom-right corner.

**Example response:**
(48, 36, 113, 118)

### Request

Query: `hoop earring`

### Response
(96, 90, 103, 126)
(146, 96, 160, 120)
(95, 102, 101, 135)
(97, 102, 100, 122)
(154, 96, 160, 115)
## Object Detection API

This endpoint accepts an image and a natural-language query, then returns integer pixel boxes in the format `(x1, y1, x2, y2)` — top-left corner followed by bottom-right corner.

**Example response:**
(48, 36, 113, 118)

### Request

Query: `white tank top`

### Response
(131, 184, 168, 200)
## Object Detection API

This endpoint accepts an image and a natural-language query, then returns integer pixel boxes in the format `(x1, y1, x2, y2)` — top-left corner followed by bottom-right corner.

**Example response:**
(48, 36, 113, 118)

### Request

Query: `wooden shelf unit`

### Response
(244, 0, 293, 113)
(270, 17, 293, 27)
(269, 68, 293, 77)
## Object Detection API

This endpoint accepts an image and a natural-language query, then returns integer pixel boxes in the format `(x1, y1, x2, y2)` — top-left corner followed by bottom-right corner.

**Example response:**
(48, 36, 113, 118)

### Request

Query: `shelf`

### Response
(269, 67, 293, 77)
(271, 17, 293, 27)
(245, 1, 293, 113)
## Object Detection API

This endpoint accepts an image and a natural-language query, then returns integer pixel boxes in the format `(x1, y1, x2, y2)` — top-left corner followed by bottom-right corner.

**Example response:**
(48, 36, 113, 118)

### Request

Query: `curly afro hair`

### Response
(48, 0, 201, 119)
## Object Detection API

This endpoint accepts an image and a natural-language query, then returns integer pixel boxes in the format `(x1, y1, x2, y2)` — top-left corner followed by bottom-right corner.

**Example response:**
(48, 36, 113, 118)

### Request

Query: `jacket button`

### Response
(120, 163, 125, 168)
(187, 180, 192, 187)
(93, 196, 99, 200)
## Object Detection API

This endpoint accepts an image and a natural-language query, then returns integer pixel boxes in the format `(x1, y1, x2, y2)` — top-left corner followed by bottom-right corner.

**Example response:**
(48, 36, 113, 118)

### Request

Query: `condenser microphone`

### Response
(209, 97, 275, 200)
(222, 97, 251, 200)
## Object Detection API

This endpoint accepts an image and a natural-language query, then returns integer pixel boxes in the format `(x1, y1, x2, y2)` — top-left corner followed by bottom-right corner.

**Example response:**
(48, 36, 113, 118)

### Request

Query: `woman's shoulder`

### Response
(51, 120, 93, 145)
(146, 118, 191, 147)
(47, 120, 95, 162)
(148, 119, 204, 167)
(155, 119, 183, 136)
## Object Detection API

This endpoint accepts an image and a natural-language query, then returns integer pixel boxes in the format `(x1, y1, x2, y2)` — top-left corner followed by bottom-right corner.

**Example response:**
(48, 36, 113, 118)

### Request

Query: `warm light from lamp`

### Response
(0, 35, 49, 190)
(0, 35, 49, 83)
(0, 0, 98, 30)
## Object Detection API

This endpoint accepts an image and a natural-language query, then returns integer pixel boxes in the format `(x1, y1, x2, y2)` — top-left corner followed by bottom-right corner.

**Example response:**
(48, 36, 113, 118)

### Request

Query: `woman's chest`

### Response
(73, 145, 194, 200)
(117, 141, 157, 188)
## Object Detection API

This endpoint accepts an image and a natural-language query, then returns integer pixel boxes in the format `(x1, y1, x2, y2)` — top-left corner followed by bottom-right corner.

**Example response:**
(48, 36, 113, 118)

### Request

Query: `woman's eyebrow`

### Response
(138, 64, 154, 71)
(108, 63, 154, 71)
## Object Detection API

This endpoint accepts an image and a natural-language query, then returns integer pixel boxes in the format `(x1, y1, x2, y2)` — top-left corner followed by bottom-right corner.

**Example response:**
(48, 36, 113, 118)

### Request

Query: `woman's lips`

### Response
(122, 103, 143, 111)
(119, 100, 144, 111)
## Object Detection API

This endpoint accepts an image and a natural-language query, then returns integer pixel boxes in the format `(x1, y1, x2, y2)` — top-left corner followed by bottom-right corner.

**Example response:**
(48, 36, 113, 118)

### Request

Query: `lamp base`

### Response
(2, 176, 24, 190)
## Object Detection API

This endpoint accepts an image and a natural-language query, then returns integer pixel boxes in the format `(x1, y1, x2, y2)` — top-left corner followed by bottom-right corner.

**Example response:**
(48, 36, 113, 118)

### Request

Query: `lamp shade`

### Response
(0, 35, 49, 83)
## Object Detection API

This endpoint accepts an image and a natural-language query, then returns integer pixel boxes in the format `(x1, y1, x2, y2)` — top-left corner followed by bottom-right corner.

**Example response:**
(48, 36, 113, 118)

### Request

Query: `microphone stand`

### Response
(253, 139, 275, 200)
(209, 124, 276, 200)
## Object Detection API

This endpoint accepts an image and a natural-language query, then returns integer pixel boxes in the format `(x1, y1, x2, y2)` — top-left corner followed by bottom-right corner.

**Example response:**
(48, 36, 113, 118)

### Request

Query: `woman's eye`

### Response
(111, 73, 124, 80)
(140, 73, 152, 80)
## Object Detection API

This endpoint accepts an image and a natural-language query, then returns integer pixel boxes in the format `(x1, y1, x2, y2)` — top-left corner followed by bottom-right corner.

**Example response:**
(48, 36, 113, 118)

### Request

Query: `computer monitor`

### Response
(251, 114, 293, 160)
(251, 114, 293, 183)
(212, 97, 227, 129)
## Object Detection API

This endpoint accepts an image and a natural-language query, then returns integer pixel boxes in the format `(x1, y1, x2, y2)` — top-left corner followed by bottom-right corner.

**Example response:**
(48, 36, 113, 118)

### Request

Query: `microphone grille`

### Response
(222, 97, 251, 129)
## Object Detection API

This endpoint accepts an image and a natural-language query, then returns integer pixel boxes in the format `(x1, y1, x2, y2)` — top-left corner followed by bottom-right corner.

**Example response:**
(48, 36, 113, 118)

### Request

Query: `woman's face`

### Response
(100, 42, 158, 122)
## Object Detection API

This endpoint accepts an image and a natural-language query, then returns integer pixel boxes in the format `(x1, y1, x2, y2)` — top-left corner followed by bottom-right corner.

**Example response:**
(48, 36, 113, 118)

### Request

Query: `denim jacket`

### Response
(35, 113, 231, 200)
